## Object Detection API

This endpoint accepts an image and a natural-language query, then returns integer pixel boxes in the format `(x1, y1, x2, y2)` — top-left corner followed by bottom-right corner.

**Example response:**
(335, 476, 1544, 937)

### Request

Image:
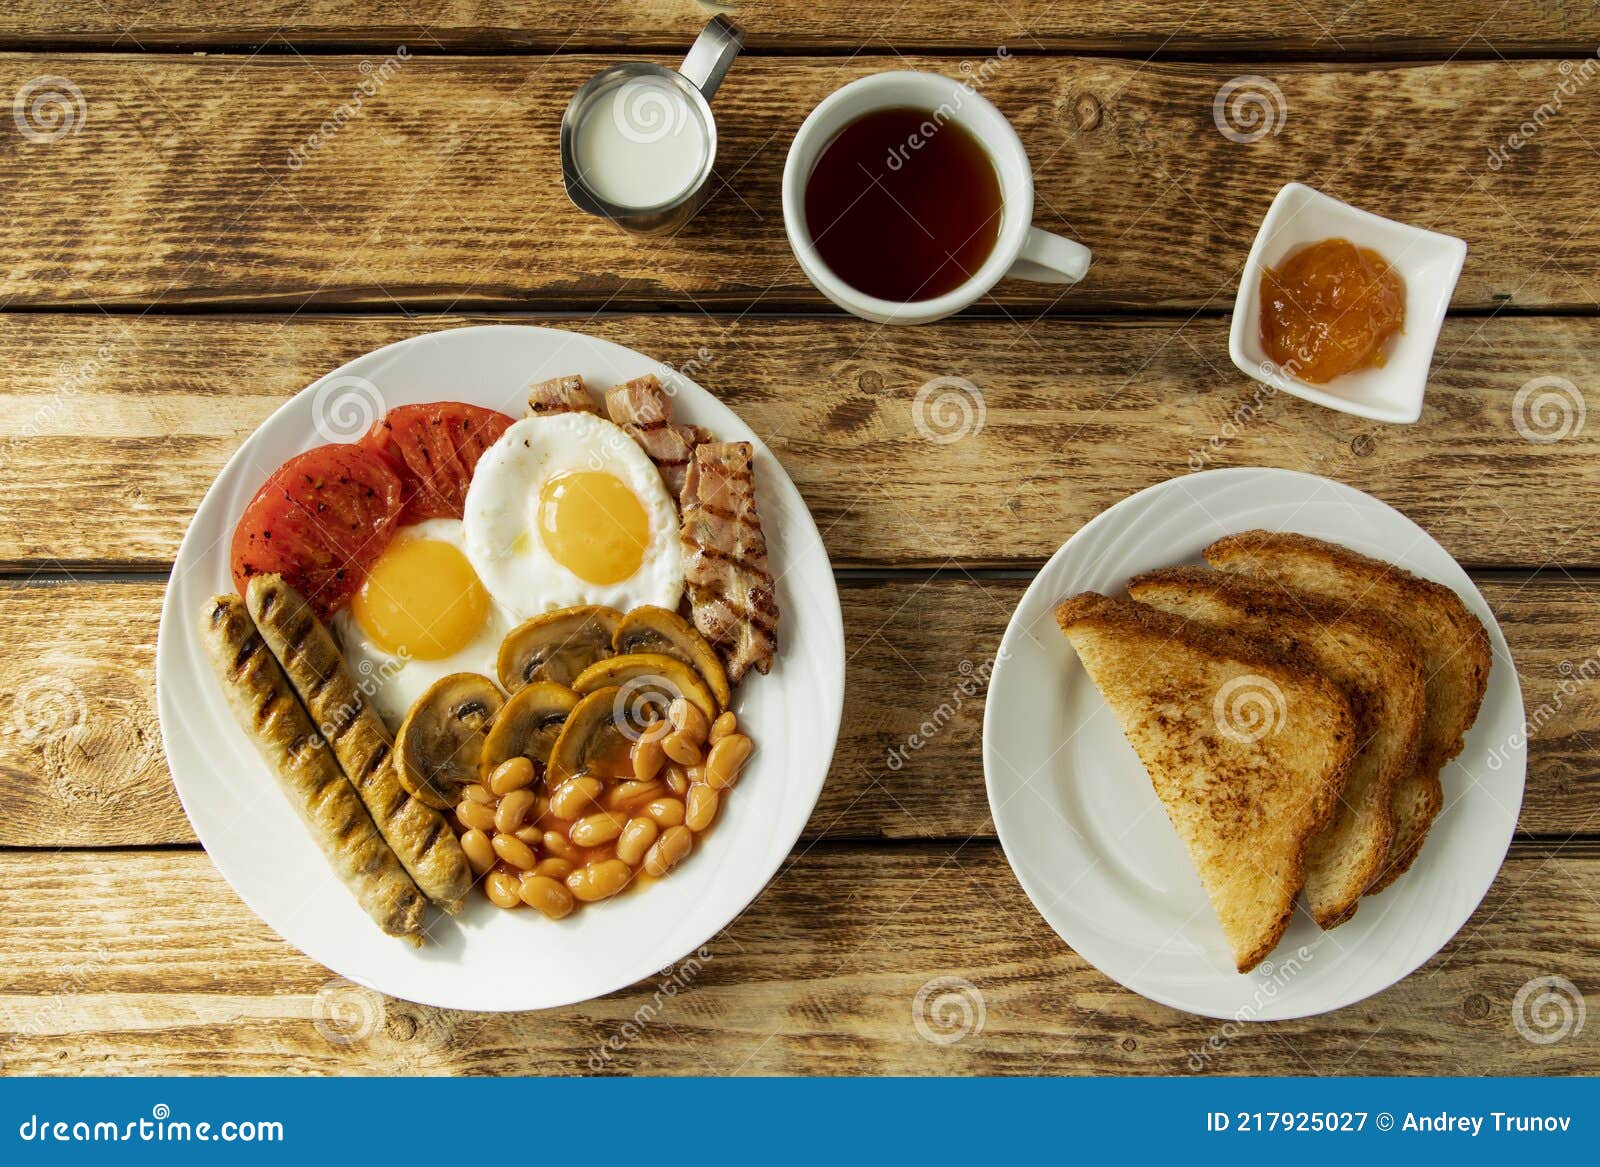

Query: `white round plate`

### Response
(983, 467, 1525, 1021)
(157, 324, 844, 1012)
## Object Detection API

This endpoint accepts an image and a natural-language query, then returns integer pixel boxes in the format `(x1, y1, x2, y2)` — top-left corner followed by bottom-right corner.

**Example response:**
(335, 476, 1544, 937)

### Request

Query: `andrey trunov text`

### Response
(1403, 1112, 1572, 1135)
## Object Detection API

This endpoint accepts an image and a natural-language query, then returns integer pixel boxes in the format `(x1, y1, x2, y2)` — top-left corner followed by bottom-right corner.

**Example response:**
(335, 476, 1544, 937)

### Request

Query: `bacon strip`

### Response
(603, 375, 711, 497)
(527, 374, 600, 417)
(679, 442, 778, 682)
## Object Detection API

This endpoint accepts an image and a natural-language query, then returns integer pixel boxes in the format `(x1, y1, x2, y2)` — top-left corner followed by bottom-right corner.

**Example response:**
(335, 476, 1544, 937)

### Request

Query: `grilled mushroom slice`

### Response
(497, 606, 623, 692)
(395, 673, 504, 809)
(612, 605, 732, 708)
(548, 685, 640, 785)
(479, 681, 579, 782)
(570, 652, 719, 722)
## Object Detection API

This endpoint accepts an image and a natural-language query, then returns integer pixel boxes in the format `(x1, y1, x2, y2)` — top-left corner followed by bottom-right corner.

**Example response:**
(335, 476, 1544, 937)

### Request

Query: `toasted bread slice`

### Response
(1128, 567, 1425, 928)
(1204, 532, 1492, 893)
(1054, 593, 1356, 972)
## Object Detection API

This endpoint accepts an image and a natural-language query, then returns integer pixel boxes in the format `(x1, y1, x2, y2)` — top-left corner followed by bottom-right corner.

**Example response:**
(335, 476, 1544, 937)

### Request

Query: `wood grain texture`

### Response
(4, 1, 1596, 54)
(2, 574, 1593, 848)
(2, 55, 1597, 310)
(1, 313, 1598, 571)
(0, 844, 1593, 1074)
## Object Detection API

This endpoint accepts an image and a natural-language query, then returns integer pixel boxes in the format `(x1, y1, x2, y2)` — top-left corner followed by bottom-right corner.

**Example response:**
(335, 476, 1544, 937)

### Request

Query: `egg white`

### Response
(462, 412, 685, 621)
(334, 518, 514, 728)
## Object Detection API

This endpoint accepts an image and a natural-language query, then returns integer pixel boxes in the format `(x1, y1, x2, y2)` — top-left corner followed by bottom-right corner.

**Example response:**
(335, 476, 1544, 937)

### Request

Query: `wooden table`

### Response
(2, 2, 1598, 1076)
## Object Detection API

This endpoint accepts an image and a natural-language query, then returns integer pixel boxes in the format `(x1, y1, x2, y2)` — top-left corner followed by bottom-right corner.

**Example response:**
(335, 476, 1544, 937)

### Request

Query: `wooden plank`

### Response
(1, 313, 1598, 571)
(1, 1, 1592, 54)
(2, 55, 1597, 310)
(0, 844, 1593, 1074)
(2, 574, 1594, 848)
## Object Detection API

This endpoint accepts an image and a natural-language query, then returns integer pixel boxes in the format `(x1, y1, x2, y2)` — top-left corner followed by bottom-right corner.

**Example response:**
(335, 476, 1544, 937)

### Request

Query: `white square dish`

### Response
(1229, 182, 1467, 424)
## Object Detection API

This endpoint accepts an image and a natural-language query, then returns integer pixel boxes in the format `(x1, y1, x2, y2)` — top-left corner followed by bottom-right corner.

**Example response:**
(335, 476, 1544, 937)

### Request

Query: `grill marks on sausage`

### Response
(228, 616, 355, 810)
(201, 593, 430, 939)
(273, 596, 353, 742)
(416, 815, 446, 857)
(680, 442, 779, 683)
(364, 740, 391, 782)
(243, 574, 473, 911)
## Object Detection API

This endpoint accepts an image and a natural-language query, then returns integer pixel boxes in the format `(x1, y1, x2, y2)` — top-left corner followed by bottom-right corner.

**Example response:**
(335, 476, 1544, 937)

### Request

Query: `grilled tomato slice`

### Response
(229, 443, 405, 618)
(361, 401, 515, 522)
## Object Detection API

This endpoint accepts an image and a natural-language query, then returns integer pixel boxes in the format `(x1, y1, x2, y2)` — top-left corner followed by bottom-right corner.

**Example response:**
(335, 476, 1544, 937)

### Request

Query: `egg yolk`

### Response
(537, 470, 649, 585)
(350, 536, 489, 660)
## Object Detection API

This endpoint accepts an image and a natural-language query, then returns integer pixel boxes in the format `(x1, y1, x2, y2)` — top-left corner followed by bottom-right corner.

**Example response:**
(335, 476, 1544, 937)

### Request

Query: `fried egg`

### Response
(463, 412, 684, 619)
(335, 517, 514, 726)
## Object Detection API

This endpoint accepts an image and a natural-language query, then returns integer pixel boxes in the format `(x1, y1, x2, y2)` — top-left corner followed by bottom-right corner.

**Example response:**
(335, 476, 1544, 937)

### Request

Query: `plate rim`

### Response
(155, 322, 845, 1012)
(981, 466, 1526, 1020)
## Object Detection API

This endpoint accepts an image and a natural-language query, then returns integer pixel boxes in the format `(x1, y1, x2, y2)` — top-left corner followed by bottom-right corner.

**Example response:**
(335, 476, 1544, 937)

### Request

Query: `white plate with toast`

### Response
(157, 324, 845, 1011)
(984, 467, 1525, 1020)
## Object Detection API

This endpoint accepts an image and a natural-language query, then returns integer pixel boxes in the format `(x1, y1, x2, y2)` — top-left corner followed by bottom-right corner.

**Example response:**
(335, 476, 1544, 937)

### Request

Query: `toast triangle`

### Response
(1054, 593, 1356, 972)
(1128, 566, 1425, 928)
(1204, 531, 1491, 892)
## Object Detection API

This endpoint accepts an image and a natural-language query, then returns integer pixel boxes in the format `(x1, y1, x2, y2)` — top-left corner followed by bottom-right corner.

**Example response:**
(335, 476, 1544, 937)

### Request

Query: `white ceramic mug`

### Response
(782, 71, 1092, 325)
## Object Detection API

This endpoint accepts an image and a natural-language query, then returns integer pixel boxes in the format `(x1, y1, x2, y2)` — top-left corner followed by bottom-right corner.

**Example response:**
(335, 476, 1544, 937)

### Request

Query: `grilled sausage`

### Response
(245, 574, 472, 913)
(200, 594, 428, 943)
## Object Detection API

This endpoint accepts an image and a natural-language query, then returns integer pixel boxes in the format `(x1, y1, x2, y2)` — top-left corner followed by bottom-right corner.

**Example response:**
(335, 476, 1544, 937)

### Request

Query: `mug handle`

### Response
(680, 15, 744, 100)
(1006, 227, 1092, 284)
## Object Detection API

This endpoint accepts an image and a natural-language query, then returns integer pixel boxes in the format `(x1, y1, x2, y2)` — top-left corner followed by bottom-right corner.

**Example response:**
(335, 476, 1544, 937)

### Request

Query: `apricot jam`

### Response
(1259, 237, 1405, 384)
